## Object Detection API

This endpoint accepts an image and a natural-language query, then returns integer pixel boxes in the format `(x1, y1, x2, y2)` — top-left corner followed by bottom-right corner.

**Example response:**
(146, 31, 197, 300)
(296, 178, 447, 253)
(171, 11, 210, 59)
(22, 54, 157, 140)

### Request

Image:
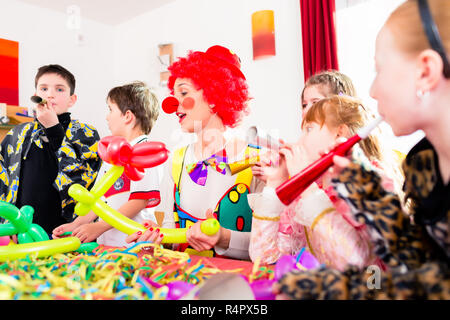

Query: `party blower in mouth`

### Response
(275, 116, 384, 206)
(30, 95, 47, 105)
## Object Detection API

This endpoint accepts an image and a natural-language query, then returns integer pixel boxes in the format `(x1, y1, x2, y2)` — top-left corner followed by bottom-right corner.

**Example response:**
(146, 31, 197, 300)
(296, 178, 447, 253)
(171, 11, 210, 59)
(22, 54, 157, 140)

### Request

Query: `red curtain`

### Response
(300, 0, 339, 81)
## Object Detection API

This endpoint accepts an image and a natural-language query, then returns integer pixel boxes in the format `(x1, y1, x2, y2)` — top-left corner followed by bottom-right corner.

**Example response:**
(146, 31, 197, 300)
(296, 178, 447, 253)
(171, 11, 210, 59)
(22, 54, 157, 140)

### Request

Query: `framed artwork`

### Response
(251, 10, 276, 60)
(0, 38, 19, 105)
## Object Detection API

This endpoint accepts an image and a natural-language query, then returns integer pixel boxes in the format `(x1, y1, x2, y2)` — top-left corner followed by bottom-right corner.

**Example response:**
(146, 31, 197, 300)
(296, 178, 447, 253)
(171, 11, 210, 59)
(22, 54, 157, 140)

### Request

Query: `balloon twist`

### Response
(98, 136, 169, 181)
(69, 183, 219, 243)
(0, 201, 82, 261)
(70, 135, 220, 244)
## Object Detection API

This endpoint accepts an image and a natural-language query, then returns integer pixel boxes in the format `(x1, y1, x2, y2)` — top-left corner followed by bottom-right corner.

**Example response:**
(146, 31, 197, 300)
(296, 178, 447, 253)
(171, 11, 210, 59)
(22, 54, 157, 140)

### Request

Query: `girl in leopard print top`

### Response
(275, 0, 450, 299)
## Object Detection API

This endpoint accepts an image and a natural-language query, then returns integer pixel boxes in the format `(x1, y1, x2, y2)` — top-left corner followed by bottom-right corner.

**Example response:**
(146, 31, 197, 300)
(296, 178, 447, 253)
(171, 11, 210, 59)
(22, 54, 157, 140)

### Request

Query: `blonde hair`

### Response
(301, 70, 357, 109)
(386, 0, 450, 58)
(302, 95, 381, 162)
(302, 95, 405, 197)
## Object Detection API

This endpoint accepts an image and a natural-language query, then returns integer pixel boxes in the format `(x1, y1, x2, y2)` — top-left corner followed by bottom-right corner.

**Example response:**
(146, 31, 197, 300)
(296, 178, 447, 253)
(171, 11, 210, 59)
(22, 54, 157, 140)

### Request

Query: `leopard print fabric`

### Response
(275, 260, 449, 299)
(277, 139, 449, 299)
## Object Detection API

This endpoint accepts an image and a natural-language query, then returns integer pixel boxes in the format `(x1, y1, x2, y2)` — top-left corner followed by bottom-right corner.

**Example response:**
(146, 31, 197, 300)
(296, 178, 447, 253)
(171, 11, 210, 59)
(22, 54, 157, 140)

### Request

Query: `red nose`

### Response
(162, 96, 179, 114)
(162, 96, 195, 114)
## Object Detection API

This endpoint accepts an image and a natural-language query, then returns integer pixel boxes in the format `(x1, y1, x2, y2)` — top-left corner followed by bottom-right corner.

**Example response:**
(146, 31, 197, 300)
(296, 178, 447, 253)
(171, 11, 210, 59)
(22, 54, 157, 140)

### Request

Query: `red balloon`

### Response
(98, 136, 115, 162)
(97, 136, 169, 181)
(130, 149, 169, 168)
(105, 137, 130, 166)
(132, 141, 166, 156)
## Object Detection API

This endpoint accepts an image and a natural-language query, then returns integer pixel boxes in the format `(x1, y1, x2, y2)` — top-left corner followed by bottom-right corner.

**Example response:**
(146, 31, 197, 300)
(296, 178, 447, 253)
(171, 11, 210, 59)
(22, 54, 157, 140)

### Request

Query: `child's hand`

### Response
(52, 222, 79, 239)
(319, 137, 353, 187)
(280, 142, 311, 178)
(186, 209, 222, 252)
(71, 222, 106, 243)
(259, 150, 289, 188)
(36, 102, 59, 128)
(125, 220, 163, 244)
(251, 162, 267, 183)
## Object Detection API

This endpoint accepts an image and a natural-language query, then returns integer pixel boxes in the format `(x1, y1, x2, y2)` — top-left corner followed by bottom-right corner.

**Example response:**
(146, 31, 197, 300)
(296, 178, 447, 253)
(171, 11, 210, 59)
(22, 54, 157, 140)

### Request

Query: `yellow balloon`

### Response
(91, 165, 124, 197)
(93, 200, 219, 243)
(69, 165, 220, 244)
(0, 237, 81, 262)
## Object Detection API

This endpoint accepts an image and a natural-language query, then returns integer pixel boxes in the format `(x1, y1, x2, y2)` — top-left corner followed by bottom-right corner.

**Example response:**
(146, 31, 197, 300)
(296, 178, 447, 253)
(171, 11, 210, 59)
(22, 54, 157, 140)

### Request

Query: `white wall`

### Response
(0, 0, 115, 138)
(113, 0, 304, 150)
(335, 0, 425, 154)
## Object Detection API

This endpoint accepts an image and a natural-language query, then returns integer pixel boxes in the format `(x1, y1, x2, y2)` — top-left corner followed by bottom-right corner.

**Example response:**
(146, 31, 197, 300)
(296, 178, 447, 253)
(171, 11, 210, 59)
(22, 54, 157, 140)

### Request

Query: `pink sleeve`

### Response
(249, 191, 305, 265)
(307, 187, 375, 270)
(249, 215, 283, 265)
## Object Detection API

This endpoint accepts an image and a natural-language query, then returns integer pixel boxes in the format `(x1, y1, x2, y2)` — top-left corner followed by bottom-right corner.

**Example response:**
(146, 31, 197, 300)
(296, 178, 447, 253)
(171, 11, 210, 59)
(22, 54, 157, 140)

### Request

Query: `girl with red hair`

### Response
(127, 45, 265, 259)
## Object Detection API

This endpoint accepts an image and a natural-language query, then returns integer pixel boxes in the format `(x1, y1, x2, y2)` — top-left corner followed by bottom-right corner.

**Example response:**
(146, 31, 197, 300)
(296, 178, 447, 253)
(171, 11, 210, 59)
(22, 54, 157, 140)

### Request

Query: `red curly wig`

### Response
(167, 46, 250, 128)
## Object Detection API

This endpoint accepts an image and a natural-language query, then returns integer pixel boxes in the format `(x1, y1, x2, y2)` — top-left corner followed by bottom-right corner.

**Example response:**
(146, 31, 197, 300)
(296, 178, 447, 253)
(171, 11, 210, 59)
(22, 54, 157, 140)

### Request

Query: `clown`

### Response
(127, 45, 265, 259)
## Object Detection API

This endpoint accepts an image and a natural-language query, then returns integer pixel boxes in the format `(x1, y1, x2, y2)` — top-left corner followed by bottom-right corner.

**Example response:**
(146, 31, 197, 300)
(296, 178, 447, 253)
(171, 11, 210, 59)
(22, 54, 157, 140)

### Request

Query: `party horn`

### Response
(30, 95, 47, 105)
(228, 126, 281, 175)
(276, 117, 383, 205)
(228, 154, 261, 175)
(246, 126, 281, 150)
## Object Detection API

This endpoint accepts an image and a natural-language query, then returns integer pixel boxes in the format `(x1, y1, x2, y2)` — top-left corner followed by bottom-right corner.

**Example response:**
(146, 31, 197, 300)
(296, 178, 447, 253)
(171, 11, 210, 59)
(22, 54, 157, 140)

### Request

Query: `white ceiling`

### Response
(16, 0, 176, 25)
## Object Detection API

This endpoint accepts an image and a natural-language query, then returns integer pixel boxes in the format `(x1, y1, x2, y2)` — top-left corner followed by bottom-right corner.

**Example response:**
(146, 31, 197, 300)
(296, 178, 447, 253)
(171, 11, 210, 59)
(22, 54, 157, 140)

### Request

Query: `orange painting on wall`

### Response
(0, 38, 19, 105)
(251, 10, 276, 60)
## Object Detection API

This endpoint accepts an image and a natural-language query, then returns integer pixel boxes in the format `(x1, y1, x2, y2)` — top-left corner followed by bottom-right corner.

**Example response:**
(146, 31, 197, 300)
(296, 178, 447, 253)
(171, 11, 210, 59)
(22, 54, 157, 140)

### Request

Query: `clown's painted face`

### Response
(173, 78, 215, 133)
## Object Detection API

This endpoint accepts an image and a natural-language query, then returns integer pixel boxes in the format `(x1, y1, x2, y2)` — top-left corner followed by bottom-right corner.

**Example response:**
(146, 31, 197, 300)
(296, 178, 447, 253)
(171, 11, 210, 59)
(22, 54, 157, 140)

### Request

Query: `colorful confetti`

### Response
(0, 242, 273, 300)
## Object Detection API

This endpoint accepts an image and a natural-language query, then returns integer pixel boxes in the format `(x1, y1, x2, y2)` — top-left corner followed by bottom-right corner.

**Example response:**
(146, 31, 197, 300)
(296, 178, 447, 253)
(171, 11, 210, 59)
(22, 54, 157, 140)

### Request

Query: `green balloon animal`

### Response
(0, 201, 98, 261)
(0, 201, 49, 243)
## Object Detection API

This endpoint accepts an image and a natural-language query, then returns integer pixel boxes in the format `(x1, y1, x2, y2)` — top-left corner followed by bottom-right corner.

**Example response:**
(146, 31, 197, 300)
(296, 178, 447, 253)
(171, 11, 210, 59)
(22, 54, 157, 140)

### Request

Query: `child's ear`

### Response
(124, 110, 135, 124)
(68, 94, 77, 108)
(335, 124, 350, 140)
(415, 49, 443, 92)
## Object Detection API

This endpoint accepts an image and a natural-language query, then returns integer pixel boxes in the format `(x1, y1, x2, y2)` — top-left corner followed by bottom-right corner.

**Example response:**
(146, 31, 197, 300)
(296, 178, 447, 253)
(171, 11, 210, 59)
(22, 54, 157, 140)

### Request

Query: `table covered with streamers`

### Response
(0, 242, 273, 300)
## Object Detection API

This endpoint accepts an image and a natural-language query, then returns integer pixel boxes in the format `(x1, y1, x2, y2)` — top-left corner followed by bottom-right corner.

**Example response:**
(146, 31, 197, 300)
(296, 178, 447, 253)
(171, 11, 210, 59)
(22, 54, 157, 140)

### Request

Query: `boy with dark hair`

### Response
(0, 64, 101, 234)
(53, 81, 161, 247)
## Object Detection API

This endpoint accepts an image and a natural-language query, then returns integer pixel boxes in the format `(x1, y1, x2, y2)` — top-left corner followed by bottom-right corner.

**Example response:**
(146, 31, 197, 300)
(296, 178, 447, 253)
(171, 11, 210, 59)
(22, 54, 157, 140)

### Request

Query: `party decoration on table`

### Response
(276, 117, 384, 205)
(180, 273, 255, 300)
(69, 182, 220, 243)
(0, 237, 81, 262)
(0, 201, 84, 261)
(0, 242, 268, 300)
(0, 202, 48, 244)
(249, 248, 321, 300)
(0, 236, 11, 246)
(70, 135, 220, 243)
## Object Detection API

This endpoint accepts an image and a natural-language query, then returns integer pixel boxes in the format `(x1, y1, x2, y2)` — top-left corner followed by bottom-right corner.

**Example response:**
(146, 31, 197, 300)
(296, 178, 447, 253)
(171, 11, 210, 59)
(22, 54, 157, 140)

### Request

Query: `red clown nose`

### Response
(161, 96, 195, 114)
(162, 96, 179, 114)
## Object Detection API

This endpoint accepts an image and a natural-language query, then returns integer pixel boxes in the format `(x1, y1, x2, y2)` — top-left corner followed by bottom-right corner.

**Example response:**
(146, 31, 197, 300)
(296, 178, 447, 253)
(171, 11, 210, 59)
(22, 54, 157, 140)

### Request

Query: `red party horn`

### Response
(276, 117, 383, 205)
